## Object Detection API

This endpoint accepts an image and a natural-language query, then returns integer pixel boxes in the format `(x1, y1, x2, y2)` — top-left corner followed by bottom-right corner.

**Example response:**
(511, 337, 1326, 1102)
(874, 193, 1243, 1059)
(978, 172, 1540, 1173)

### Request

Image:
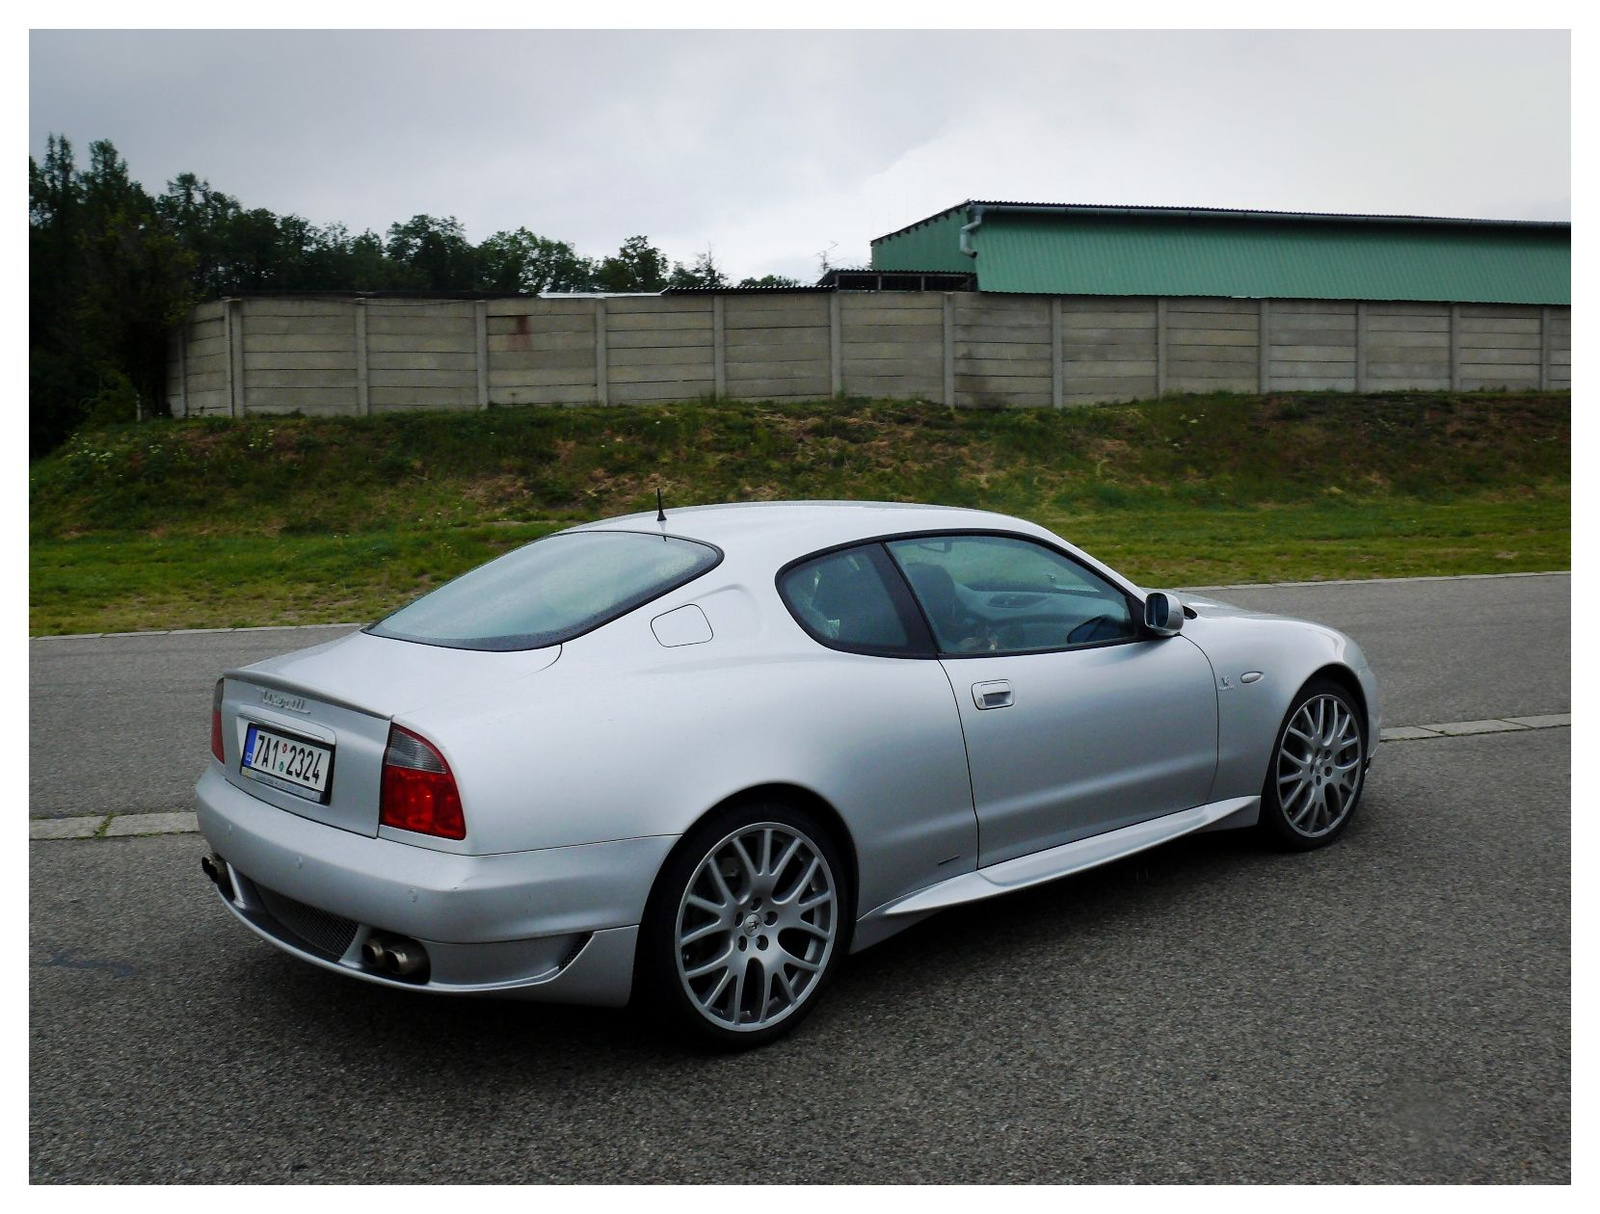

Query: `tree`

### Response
(222, 208, 289, 291)
(385, 214, 479, 291)
(668, 247, 730, 290)
(596, 235, 670, 293)
(312, 225, 398, 291)
(477, 227, 596, 293)
(30, 135, 92, 453)
(29, 131, 788, 453)
(75, 141, 194, 420)
(736, 273, 802, 288)
(272, 213, 322, 290)
(29, 136, 195, 452)
(156, 172, 244, 295)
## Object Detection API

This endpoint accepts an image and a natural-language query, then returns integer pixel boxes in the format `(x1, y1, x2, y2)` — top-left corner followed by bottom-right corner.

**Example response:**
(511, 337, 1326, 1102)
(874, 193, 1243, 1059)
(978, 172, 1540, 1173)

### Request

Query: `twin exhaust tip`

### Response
(200, 853, 234, 899)
(362, 933, 430, 981)
(201, 851, 429, 982)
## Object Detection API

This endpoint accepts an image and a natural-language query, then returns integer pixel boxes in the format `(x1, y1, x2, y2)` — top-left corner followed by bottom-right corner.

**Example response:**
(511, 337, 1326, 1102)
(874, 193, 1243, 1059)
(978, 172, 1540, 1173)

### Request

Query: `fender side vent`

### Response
(559, 934, 593, 970)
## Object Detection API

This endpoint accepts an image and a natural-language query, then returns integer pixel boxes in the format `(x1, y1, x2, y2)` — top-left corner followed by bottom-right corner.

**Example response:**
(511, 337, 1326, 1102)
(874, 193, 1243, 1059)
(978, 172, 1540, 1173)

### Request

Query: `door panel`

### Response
(945, 637, 1218, 866)
(883, 531, 1219, 867)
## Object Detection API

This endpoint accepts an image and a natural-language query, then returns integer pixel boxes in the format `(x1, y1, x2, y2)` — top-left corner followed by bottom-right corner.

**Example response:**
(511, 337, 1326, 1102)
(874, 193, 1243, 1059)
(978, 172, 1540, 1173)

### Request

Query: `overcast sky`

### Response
(28, 28, 1571, 284)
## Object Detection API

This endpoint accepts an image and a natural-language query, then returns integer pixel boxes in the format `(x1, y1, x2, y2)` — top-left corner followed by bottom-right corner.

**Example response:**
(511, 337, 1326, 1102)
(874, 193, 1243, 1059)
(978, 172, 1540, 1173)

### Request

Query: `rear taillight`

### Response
(211, 679, 225, 763)
(379, 725, 465, 840)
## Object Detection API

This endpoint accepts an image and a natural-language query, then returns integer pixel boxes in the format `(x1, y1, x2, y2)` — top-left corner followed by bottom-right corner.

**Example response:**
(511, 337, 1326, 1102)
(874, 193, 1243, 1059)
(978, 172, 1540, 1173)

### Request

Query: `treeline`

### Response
(28, 134, 801, 455)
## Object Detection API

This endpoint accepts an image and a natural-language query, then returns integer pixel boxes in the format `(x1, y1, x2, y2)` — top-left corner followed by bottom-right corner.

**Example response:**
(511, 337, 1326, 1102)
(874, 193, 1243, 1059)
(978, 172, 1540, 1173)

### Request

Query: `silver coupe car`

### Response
(197, 501, 1378, 1047)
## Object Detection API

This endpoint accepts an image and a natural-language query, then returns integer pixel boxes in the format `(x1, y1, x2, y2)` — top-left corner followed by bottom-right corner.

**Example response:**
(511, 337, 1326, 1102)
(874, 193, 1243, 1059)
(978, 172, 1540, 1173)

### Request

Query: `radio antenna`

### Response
(656, 487, 667, 523)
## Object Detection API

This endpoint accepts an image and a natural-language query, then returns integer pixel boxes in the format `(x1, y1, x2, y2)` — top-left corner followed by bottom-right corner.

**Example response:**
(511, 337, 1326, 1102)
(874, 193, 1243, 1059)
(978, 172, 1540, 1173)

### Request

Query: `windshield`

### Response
(367, 531, 722, 651)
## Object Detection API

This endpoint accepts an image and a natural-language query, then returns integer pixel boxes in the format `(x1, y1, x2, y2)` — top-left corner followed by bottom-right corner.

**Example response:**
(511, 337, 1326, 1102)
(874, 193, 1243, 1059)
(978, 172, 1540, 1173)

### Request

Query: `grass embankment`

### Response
(29, 392, 1570, 635)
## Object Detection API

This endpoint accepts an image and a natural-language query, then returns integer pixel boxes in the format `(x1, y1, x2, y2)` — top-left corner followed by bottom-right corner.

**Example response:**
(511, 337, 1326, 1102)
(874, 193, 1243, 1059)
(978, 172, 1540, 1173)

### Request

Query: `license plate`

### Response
(241, 723, 334, 802)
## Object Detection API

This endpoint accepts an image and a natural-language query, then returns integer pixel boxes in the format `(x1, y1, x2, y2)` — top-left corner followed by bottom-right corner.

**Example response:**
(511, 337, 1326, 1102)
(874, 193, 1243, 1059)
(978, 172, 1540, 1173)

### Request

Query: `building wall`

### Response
(168, 293, 1572, 417)
(869, 208, 973, 275)
(872, 211, 1572, 304)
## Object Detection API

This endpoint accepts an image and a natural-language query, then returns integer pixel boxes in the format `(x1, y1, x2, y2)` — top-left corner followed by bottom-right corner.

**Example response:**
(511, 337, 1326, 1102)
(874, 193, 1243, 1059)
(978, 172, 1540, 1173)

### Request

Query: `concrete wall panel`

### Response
(169, 294, 1571, 415)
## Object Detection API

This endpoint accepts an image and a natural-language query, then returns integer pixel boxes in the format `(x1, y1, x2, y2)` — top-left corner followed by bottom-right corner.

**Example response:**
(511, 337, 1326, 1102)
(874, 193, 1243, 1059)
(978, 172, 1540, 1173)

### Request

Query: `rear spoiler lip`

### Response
(222, 669, 389, 720)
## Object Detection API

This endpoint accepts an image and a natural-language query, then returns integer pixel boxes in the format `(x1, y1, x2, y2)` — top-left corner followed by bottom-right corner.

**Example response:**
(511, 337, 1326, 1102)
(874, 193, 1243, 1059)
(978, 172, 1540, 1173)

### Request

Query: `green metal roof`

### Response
(870, 202, 1571, 304)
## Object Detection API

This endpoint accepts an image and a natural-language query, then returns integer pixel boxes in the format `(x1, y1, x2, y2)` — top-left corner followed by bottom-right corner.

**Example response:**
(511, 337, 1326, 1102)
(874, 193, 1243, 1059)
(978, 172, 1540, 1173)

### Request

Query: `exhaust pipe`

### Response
(200, 853, 234, 899)
(362, 933, 430, 980)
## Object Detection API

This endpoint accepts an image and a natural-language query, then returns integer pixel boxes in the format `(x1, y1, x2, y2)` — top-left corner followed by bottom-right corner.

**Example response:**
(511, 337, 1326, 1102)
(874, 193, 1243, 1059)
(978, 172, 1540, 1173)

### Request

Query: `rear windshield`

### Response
(367, 531, 722, 651)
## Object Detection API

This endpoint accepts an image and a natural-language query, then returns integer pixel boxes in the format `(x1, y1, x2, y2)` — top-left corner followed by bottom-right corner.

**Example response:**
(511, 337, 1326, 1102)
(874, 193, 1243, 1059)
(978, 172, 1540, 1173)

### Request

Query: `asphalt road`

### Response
(29, 574, 1571, 1182)
(29, 624, 358, 819)
(1180, 573, 1570, 730)
(26, 573, 1571, 820)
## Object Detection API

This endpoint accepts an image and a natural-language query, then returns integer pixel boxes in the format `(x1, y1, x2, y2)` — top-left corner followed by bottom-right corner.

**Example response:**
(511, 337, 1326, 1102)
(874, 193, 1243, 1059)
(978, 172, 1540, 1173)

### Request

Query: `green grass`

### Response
(28, 391, 1570, 635)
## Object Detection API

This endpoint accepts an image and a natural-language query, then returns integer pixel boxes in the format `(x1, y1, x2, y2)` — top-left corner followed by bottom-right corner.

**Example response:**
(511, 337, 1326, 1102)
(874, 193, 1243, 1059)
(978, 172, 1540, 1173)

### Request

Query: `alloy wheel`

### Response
(1275, 692, 1364, 838)
(674, 822, 839, 1033)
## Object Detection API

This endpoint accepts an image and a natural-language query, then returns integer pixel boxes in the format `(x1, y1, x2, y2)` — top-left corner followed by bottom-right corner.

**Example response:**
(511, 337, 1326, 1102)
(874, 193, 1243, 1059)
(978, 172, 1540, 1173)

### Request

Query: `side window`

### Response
(886, 534, 1138, 655)
(778, 545, 932, 657)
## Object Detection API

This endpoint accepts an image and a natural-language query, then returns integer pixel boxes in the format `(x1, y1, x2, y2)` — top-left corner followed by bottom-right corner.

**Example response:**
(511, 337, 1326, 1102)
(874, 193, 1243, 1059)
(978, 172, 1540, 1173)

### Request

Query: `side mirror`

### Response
(1143, 591, 1184, 637)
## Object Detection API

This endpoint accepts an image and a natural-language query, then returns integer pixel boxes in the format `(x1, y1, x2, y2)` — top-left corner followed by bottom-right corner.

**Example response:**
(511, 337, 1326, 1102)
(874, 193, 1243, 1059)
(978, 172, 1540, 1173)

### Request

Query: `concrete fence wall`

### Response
(166, 293, 1572, 418)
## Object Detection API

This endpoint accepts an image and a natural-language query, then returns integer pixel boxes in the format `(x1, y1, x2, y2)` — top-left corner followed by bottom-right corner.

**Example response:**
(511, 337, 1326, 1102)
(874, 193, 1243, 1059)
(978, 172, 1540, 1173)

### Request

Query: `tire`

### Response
(637, 801, 850, 1049)
(1258, 677, 1367, 851)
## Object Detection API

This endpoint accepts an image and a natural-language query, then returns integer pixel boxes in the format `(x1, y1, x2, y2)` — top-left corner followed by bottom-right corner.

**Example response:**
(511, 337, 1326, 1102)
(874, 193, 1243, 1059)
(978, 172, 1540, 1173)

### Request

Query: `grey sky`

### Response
(29, 29, 1570, 283)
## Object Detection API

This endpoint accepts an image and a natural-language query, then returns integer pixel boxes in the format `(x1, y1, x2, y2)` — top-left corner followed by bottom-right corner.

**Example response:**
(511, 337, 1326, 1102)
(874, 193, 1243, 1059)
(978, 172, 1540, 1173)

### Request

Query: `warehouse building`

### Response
(867, 201, 1570, 403)
(167, 201, 1569, 417)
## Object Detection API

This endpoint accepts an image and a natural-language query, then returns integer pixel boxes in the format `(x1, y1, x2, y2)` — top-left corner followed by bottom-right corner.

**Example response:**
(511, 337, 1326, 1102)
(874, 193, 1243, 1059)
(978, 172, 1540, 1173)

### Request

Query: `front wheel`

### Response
(1259, 678, 1367, 850)
(637, 803, 849, 1049)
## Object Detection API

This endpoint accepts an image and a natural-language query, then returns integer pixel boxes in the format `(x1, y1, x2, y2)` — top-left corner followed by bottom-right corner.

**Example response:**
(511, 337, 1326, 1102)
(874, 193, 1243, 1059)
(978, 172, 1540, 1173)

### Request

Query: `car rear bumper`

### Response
(195, 766, 675, 1005)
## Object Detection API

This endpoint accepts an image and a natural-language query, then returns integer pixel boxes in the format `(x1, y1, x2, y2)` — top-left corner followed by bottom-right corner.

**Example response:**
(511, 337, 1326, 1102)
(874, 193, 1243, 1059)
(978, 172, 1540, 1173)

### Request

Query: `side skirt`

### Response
(850, 796, 1258, 953)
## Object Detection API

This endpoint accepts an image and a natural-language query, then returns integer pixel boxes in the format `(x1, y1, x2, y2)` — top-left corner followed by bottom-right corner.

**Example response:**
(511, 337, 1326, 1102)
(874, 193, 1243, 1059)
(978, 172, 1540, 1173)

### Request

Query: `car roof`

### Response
(569, 500, 1058, 562)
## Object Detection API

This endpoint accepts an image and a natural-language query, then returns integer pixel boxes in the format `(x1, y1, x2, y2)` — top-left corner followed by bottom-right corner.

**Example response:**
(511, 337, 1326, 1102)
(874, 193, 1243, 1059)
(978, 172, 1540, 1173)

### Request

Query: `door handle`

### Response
(972, 680, 1013, 710)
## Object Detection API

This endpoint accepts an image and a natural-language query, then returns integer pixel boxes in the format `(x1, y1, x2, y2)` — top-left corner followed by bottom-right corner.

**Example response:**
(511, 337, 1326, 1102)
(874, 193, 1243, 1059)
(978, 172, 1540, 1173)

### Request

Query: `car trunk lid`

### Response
(218, 630, 559, 837)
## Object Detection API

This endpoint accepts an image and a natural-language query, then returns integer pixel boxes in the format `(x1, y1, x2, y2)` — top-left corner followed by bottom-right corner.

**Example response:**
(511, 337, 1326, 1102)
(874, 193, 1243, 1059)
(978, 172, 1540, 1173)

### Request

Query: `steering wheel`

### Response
(1066, 614, 1125, 645)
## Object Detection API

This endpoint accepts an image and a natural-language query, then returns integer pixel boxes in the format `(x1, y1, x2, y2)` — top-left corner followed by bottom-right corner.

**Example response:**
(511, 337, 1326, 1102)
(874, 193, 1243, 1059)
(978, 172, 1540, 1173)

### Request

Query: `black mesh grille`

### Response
(560, 934, 591, 970)
(256, 885, 359, 959)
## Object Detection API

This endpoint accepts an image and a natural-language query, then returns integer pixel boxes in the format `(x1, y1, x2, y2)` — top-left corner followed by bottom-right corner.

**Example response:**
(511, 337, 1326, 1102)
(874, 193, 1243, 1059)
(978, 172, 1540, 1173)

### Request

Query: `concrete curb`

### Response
(1378, 713, 1570, 742)
(30, 812, 198, 841)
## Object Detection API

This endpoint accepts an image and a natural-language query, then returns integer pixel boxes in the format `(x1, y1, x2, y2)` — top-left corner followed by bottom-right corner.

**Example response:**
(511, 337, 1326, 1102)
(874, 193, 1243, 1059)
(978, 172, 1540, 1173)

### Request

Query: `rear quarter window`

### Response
(778, 545, 933, 657)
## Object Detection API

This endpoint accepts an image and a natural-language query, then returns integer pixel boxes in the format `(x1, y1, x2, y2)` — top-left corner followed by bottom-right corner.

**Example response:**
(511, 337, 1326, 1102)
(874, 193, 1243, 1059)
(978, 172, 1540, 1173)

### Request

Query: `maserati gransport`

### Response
(197, 501, 1378, 1046)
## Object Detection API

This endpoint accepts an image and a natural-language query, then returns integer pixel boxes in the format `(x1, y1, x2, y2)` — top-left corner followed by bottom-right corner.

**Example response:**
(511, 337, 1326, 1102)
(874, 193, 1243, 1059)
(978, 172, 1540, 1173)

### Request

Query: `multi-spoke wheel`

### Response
(1260, 679, 1366, 850)
(638, 803, 849, 1047)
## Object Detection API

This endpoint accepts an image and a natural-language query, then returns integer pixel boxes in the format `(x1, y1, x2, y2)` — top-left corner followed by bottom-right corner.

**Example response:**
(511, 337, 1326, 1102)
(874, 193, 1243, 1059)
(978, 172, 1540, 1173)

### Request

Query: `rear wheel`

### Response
(638, 802, 849, 1048)
(1259, 678, 1366, 850)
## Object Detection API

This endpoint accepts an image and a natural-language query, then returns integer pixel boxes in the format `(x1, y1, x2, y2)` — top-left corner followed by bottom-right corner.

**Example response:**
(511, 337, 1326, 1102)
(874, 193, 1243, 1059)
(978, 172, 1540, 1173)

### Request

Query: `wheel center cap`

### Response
(742, 913, 761, 936)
